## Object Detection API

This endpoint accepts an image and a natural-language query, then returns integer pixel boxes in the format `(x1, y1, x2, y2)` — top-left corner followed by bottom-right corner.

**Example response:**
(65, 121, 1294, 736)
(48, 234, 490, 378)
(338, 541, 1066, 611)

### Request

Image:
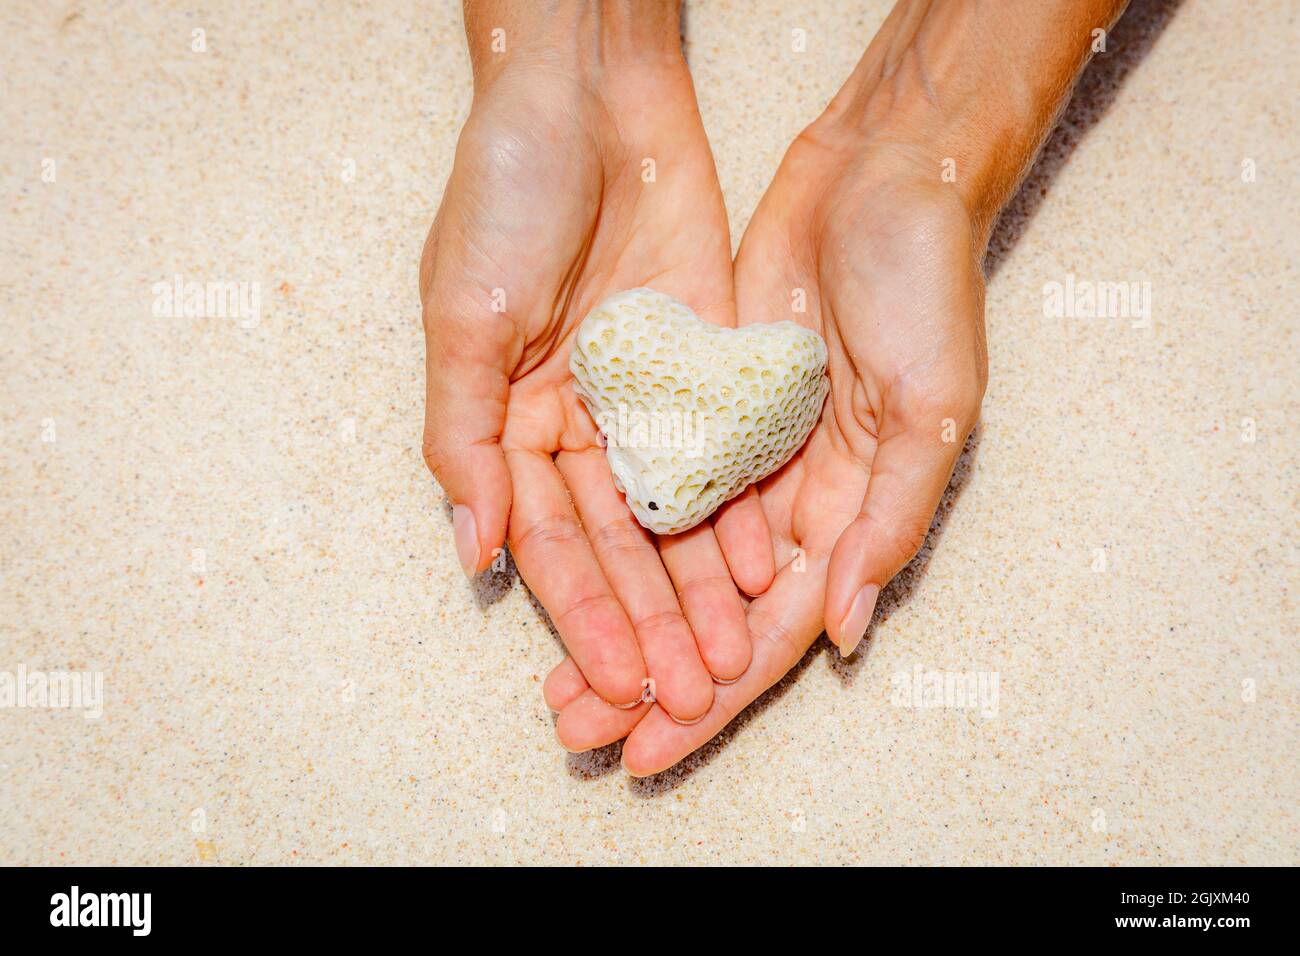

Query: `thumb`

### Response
(825, 411, 973, 656)
(421, 275, 515, 578)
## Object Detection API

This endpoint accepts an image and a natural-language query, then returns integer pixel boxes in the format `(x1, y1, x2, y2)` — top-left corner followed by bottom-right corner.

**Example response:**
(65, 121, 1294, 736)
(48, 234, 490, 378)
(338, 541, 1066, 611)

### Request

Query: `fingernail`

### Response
(452, 504, 479, 577)
(668, 711, 707, 726)
(839, 584, 880, 657)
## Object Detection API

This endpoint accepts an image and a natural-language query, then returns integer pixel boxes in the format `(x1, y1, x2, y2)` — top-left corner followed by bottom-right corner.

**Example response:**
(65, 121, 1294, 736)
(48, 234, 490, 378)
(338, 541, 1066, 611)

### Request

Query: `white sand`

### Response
(0, 0, 1295, 864)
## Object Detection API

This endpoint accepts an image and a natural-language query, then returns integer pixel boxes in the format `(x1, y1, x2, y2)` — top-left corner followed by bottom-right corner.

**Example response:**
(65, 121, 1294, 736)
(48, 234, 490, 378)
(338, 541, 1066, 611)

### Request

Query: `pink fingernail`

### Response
(839, 584, 880, 657)
(452, 504, 479, 577)
(668, 711, 707, 726)
(613, 678, 655, 709)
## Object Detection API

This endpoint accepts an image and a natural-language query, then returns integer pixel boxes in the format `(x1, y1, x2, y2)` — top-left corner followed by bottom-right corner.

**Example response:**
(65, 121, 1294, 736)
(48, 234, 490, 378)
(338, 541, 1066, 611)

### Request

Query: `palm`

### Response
(446, 69, 738, 463)
(737, 138, 987, 570)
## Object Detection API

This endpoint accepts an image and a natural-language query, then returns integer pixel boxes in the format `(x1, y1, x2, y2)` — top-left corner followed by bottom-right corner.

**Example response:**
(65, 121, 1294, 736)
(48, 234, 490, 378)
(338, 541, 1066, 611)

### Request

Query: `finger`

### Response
(556, 688, 650, 752)
(506, 448, 647, 707)
(657, 523, 752, 683)
(543, 656, 589, 712)
(711, 486, 776, 595)
(547, 657, 653, 753)
(825, 413, 970, 657)
(620, 556, 829, 777)
(557, 449, 715, 724)
(421, 271, 515, 577)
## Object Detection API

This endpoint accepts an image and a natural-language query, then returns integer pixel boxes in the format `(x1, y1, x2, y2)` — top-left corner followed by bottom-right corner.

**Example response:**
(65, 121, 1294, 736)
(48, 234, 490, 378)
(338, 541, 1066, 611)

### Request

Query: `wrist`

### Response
(463, 0, 685, 93)
(810, 79, 1012, 246)
(812, 0, 1126, 244)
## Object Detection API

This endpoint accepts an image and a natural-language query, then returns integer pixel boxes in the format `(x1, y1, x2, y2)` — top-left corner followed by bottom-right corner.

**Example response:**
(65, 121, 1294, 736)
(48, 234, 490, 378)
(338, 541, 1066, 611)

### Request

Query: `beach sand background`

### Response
(1, 0, 1295, 864)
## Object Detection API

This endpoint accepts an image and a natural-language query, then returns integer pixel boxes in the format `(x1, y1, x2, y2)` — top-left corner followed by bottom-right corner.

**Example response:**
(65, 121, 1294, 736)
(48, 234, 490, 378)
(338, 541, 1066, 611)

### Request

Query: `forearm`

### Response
(462, 0, 683, 90)
(823, 0, 1129, 240)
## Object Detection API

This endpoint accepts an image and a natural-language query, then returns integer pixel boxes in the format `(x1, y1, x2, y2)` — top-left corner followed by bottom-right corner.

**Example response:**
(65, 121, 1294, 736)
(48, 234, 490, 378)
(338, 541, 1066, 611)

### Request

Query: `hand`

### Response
(543, 0, 1124, 774)
(421, 9, 772, 724)
(547, 126, 987, 771)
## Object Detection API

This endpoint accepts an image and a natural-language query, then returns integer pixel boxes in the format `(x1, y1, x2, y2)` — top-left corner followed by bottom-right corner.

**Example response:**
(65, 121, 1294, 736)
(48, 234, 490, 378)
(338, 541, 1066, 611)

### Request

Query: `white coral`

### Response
(570, 288, 828, 535)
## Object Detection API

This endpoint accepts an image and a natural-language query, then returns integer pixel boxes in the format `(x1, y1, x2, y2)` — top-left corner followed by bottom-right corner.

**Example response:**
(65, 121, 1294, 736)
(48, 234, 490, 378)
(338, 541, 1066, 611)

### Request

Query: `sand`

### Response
(1, 0, 1295, 864)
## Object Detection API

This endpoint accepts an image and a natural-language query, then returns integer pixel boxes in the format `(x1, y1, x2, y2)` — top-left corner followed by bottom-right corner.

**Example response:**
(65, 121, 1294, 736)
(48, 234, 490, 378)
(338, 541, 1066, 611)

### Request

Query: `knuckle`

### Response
(514, 512, 585, 553)
(749, 606, 804, 660)
(893, 363, 985, 435)
(421, 436, 447, 482)
(917, 389, 974, 431)
(589, 514, 650, 556)
(882, 516, 932, 570)
(676, 572, 735, 606)
(556, 591, 616, 626)
(972, 354, 990, 400)
(632, 608, 688, 636)
(954, 378, 985, 430)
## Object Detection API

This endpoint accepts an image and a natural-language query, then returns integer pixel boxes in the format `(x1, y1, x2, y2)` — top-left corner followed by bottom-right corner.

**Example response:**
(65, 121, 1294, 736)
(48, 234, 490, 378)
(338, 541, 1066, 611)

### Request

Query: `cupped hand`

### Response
(421, 57, 773, 722)
(547, 121, 988, 772)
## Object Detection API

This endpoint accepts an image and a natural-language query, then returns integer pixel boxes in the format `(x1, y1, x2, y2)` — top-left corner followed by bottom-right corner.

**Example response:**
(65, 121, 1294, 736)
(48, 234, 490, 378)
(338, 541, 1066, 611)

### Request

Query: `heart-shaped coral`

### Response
(570, 288, 828, 534)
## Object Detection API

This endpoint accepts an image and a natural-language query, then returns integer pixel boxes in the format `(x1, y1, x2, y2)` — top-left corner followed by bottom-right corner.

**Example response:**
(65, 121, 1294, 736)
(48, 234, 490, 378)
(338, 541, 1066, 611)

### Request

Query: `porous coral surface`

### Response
(571, 288, 828, 534)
